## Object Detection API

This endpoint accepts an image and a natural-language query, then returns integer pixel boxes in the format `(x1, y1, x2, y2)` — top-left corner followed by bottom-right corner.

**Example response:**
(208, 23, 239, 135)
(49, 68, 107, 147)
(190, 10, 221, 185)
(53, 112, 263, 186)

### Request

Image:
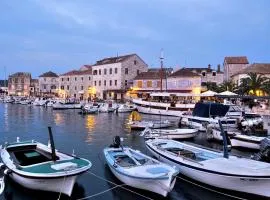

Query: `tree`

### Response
(218, 80, 238, 92)
(204, 82, 219, 92)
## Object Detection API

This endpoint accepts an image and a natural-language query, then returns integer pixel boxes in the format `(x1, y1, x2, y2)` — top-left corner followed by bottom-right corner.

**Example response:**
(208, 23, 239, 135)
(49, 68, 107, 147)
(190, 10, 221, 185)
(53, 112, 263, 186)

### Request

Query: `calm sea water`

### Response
(0, 103, 268, 200)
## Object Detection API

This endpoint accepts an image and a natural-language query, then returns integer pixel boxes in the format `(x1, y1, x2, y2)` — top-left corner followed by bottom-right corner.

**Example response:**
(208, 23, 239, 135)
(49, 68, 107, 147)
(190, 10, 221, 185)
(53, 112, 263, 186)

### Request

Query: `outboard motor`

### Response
(110, 136, 122, 148)
(252, 138, 270, 163)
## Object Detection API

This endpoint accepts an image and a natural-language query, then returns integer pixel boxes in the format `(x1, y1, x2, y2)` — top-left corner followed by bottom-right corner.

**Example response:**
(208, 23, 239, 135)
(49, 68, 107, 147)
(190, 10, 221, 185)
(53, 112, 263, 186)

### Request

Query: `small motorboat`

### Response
(230, 135, 267, 150)
(79, 105, 99, 114)
(141, 127, 198, 140)
(115, 104, 136, 113)
(0, 127, 92, 196)
(53, 102, 83, 110)
(104, 136, 179, 197)
(145, 136, 270, 198)
(128, 120, 173, 130)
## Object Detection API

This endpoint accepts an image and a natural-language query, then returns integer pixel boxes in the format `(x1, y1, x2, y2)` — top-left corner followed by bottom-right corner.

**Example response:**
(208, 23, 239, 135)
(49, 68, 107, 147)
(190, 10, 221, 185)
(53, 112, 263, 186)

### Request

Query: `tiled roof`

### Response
(134, 71, 166, 80)
(39, 71, 59, 77)
(9, 72, 31, 77)
(169, 68, 200, 77)
(224, 56, 249, 64)
(234, 63, 270, 75)
(94, 54, 136, 65)
(60, 69, 92, 76)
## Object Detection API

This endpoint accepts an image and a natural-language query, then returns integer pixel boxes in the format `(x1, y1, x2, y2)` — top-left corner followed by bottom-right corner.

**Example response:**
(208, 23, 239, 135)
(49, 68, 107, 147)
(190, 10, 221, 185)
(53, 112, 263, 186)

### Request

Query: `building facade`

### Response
(38, 71, 59, 96)
(30, 79, 39, 96)
(8, 72, 32, 96)
(91, 54, 148, 100)
(58, 66, 93, 100)
(223, 56, 249, 81)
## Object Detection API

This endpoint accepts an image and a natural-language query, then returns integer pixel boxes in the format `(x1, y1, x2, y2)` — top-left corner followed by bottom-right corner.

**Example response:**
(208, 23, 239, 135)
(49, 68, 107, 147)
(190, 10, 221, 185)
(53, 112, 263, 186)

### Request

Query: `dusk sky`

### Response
(1, 0, 269, 78)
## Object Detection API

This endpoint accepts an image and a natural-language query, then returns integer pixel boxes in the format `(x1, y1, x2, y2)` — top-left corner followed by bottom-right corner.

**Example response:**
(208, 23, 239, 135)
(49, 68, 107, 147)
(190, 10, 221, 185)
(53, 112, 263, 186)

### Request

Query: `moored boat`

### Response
(145, 138, 270, 198)
(104, 136, 178, 197)
(0, 128, 92, 196)
(128, 120, 173, 130)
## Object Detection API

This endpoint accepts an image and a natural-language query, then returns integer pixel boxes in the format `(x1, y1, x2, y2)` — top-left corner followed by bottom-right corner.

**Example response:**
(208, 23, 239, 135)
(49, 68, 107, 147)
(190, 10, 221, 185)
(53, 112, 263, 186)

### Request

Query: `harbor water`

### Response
(0, 103, 269, 200)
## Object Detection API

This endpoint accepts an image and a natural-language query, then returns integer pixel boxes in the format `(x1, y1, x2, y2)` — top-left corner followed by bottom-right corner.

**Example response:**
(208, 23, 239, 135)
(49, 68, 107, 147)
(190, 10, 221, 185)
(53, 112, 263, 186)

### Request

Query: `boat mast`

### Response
(160, 49, 164, 92)
(48, 126, 57, 161)
(218, 120, 229, 159)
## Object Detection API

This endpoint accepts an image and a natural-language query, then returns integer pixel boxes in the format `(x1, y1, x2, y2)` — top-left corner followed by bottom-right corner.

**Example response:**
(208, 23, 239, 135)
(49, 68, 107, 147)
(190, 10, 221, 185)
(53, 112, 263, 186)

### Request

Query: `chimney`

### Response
(208, 64, 211, 69)
(217, 64, 221, 72)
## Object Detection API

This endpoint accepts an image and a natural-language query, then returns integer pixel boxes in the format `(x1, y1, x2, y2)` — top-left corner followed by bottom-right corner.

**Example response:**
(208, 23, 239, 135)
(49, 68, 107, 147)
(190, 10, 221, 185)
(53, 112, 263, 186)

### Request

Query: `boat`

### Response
(20, 99, 32, 105)
(128, 120, 173, 130)
(98, 101, 117, 112)
(103, 136, 179, 197)
(79, 105, 99, 114)
(0, 127, 92, 196)
(141, 127, 198, 140)
(145, 137, 270, 198)
(115, 104, 136, 113)
(52, 102, 83, 110)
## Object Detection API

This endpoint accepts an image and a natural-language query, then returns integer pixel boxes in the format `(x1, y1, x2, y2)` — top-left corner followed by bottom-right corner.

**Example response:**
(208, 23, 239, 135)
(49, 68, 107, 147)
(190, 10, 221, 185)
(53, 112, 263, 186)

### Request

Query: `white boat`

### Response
(103, 137, 178, 197)
(0, 130, 92, 196)
(141, 127, 198, 140)
(20, 99, 32, 105)
(53, 102, 83, 110)
(116, 104, 136, 113)
(79, 105, 99, 114)
(206, 125, 240, 141)
(98, 101, 117, 112)
(230, 135, 267, 150)
(46, 100, 56, 107)
(145, 138, 270, 198)
(128, 120, 173, 130)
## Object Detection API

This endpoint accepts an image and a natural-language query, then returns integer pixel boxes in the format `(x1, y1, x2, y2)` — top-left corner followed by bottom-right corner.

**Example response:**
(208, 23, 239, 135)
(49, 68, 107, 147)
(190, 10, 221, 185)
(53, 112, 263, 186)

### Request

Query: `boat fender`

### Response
(4, 169, 11, 175)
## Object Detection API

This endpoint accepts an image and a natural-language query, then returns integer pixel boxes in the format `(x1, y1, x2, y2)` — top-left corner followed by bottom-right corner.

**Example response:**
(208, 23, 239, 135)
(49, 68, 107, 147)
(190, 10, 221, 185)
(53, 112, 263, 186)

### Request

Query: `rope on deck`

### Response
(176, 175, 248, 200)
(85, 171, 154, 200)
(77, 184, 126, 200)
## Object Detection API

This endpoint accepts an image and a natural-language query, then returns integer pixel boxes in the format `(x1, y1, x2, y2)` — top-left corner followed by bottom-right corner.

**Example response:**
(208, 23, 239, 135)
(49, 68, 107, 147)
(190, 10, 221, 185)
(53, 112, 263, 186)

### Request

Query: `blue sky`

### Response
(0, 0, 269, 78)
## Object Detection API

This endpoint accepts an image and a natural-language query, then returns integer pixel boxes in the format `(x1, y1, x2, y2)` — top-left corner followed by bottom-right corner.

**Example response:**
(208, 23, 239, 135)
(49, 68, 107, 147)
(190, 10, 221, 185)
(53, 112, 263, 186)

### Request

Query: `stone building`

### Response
(38, 71, 59, 96)
(8, 72, 32, 96)
(30, 79, 39, 96)
(223, 56, 249, 81)
(232, 63, 270, 86)
(132, 68, 201, 96)
(58, 66, 93, 100)
(91, 54, 148, 100)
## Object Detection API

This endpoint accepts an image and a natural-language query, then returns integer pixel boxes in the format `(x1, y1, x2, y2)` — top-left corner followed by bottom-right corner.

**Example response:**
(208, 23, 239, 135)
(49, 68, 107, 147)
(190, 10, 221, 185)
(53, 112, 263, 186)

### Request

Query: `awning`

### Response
(218, 91, 237, 96)
(200, 90, 217, 97)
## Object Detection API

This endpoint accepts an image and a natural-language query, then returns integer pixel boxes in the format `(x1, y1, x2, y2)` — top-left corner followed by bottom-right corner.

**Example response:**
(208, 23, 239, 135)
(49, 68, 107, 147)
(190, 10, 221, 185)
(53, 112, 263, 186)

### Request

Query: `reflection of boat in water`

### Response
(104, 136, 178, 197)
(146, 138, 270, 198)
(0, 128, 92, 196)
(141, 127, 198, 140)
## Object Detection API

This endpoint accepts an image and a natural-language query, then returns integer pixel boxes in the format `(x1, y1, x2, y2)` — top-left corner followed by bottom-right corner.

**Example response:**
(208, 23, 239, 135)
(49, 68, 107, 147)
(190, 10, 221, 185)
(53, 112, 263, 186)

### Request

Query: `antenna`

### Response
(160, 49, 164, 92)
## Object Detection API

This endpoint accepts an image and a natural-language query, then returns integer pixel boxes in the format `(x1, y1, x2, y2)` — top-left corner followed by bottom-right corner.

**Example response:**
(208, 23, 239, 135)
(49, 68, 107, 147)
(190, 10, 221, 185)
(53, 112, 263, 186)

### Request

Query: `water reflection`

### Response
(54, 112, 65, 125)
(85, 115, 96, 143)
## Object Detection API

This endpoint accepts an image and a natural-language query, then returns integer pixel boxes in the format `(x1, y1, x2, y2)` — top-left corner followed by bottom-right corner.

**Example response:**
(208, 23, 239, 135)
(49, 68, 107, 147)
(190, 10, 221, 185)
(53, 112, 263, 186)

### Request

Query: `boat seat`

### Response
(114, 155, 137, 167)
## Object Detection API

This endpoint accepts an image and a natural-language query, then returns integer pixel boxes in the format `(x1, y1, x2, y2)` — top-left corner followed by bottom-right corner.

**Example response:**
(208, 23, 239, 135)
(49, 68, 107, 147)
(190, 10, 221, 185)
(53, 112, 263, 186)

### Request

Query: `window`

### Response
(94, 81, 97, 86)
(43, 85, 46, 89)
(61, 78, 64, 81)
(99, 81, 101, 86)
(44, 78, 46, 82)
(115, 80, 117, 86)
(134, 60, 137, 65)
(51, 85, 56, 89)
(212, 71, 216, 76)
(75, 86, 77, 90)
(104, 80, 106, 86)
(51, 78, 55, 82)
(67, 78, 70, 81)
(125, 68, 128, 74)
(99, 69, 101, 75)
(21, 79, 24, 83)
(137, 70, 140, 75)
(147, 80, 152, 87)
(81, 77, 84, 81)
(74, 94, 76, 98)
(115, 68, 118, 74)
(157, 81, 161, 88)
(89, 76, 91, 80)
(109, 80, 112, 86)
(109, 68, 112, 74)
(75, 77, 77, 81)
(81, 86, 84, 90)
(125, 80, 128, 86)
(137, 81, 143, 88)
(60, 85, 64, 90)
(67, 85, 69, 90)
(93, 70, 98, 75)
(104, 69, 107, 75)
(202, 72, 206, 77)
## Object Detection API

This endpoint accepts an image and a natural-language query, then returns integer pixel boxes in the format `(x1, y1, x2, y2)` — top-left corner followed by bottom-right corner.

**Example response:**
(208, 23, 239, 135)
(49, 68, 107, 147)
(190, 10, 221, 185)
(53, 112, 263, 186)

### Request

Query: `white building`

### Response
(91, 54, 148, 100)
(38, 71, 59, 96)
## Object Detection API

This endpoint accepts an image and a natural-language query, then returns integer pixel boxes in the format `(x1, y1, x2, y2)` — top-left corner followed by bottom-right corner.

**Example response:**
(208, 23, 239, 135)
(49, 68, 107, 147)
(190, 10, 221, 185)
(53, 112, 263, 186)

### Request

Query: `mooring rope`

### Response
(77, 184, 126, 200)
(176, 175, 248, 200)
(85, 171, 154, 200)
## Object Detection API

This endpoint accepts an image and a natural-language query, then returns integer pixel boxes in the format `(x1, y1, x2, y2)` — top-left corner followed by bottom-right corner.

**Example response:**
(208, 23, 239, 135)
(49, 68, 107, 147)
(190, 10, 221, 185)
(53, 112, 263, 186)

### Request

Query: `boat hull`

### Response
(146, 144, 270, 197)
(136, 105, 182, 117)
(230, 137, 261, 150)
(10, 172, 77, 196)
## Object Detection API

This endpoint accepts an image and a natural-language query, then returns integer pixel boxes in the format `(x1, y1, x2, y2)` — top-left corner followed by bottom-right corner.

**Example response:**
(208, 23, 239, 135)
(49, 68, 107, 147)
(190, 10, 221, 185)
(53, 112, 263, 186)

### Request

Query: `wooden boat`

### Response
(0, 128, 92, 196)
(141, 127, 198, 140)
(104, 136, 178, 197)
(145, 138, 270, 198)
(128, 120, 173, 130)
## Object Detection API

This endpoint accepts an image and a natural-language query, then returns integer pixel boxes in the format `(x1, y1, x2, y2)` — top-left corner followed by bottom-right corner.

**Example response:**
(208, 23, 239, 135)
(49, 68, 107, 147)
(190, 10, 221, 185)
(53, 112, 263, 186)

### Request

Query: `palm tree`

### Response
(219, 80, 237, 92)
(241, 72, 268, 96)
(204, 82, 219, 92)
(262, 79, 270, 95)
